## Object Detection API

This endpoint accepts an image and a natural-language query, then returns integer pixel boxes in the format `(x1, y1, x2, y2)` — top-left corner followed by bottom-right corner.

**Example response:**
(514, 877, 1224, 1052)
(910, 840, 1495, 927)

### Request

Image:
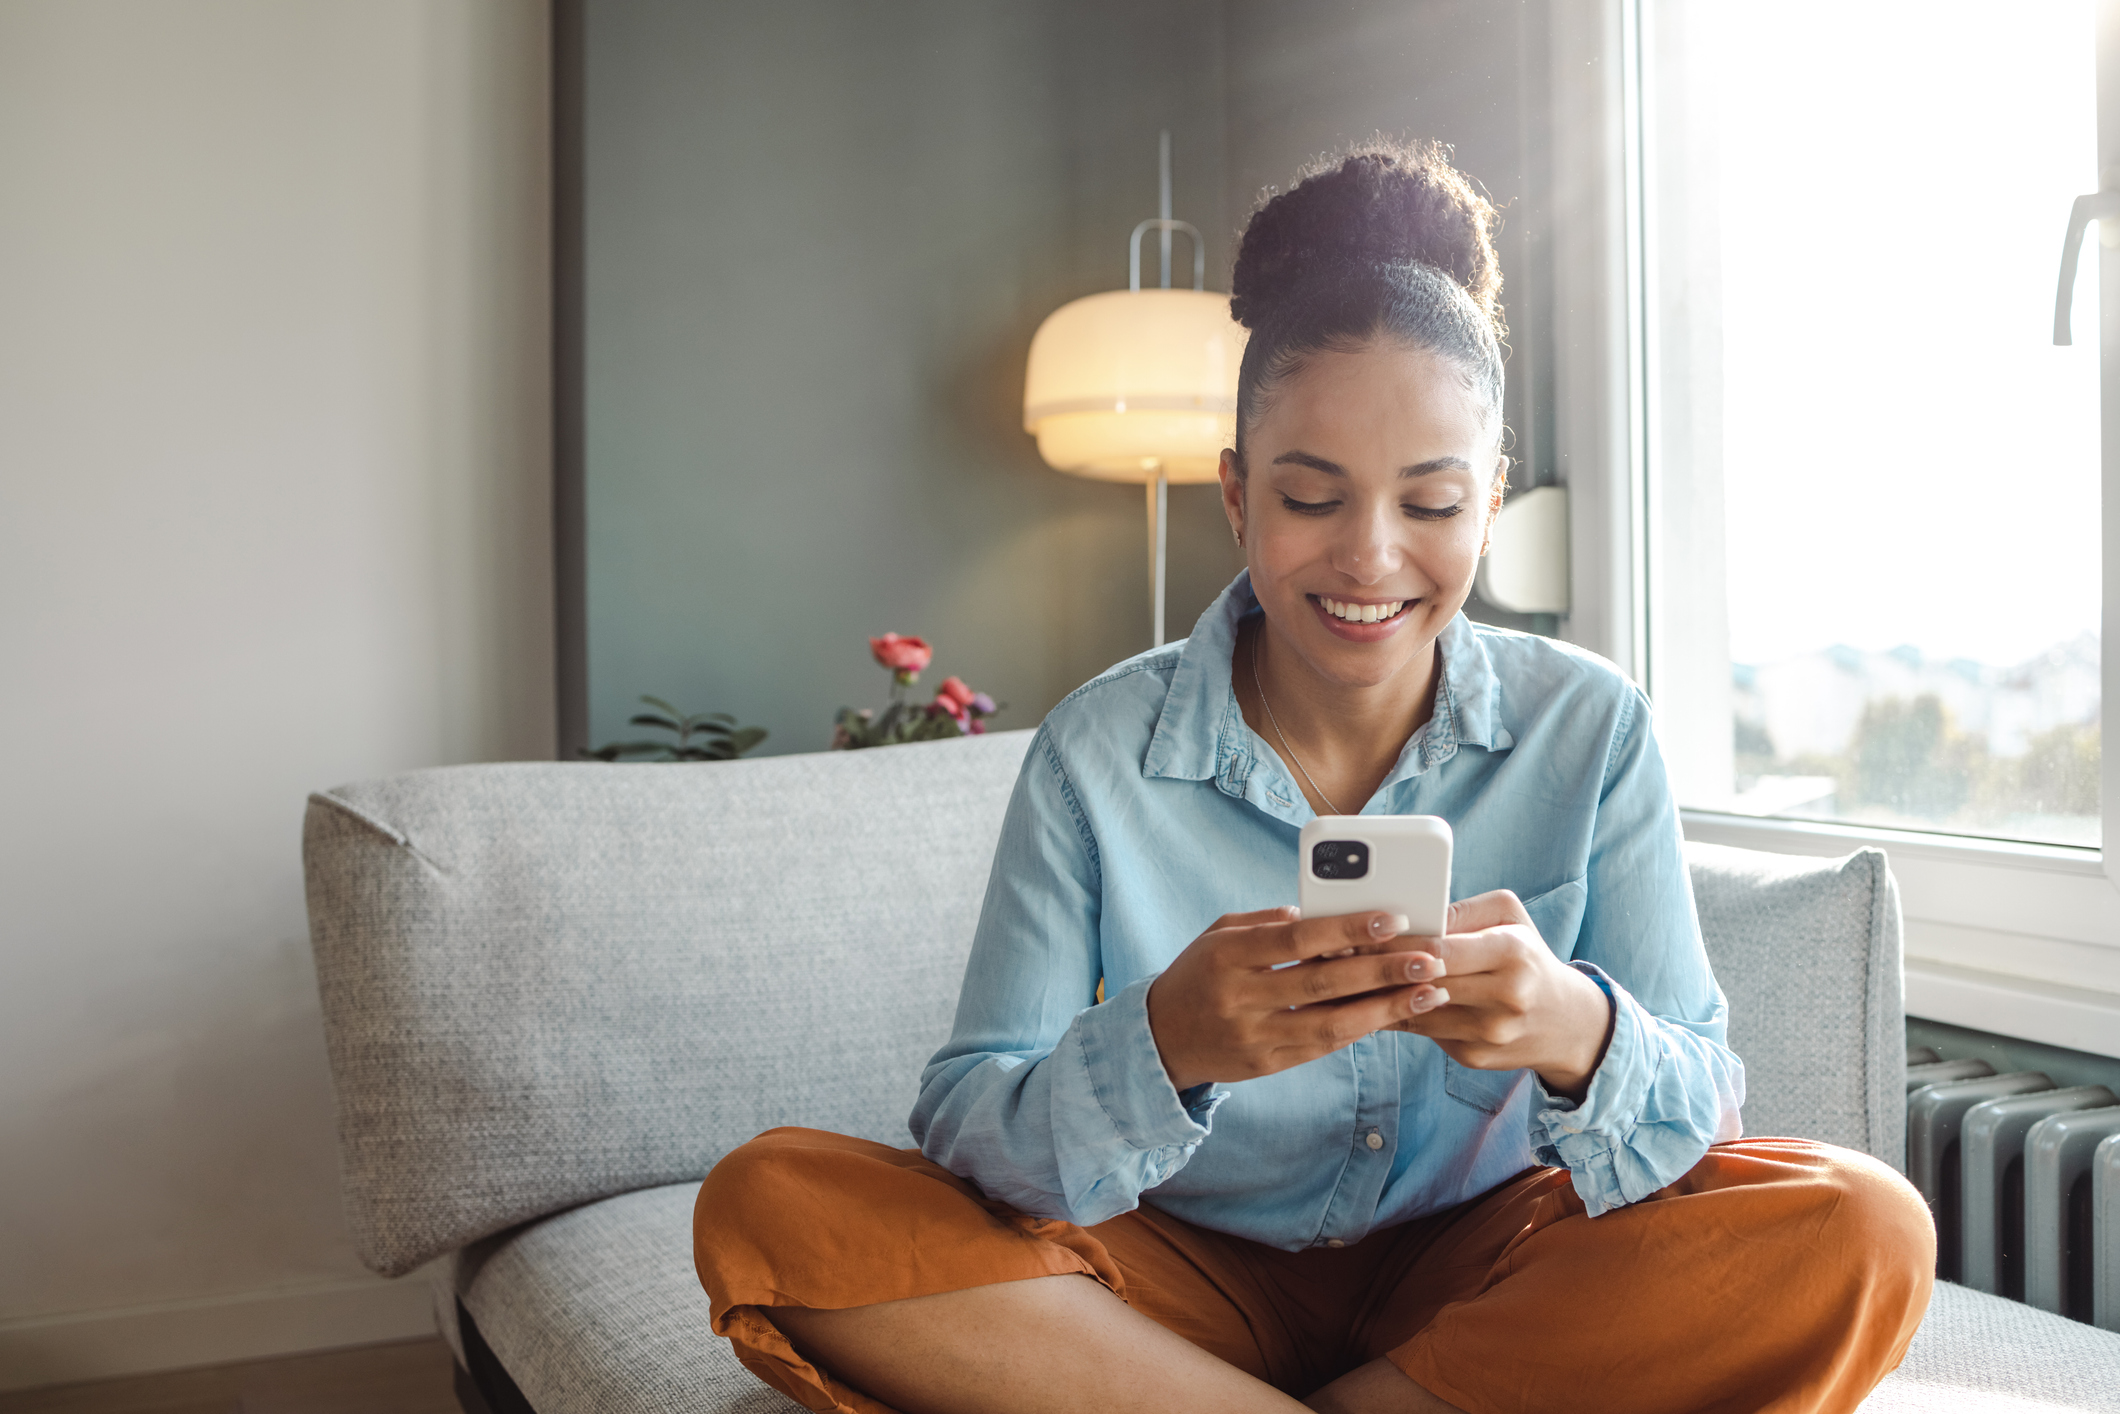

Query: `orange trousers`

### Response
(694, 1129, 1933, 1414)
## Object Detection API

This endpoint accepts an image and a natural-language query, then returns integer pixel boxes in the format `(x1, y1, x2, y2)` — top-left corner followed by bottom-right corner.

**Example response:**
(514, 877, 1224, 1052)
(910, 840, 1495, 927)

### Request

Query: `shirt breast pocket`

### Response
(1516, 874, 1589, 959)
(1443, 1057, 1528, 1114)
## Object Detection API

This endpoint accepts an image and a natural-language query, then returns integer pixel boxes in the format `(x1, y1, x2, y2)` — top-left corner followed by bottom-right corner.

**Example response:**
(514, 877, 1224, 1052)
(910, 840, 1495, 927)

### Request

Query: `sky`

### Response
(1711, 0, 2101, 668)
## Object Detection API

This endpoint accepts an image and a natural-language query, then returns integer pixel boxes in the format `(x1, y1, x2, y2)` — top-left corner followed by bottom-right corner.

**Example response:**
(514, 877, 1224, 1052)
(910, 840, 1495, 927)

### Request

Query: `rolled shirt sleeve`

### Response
(910, 727, 1225, 1227)
(1529, 691, 1747, 1216)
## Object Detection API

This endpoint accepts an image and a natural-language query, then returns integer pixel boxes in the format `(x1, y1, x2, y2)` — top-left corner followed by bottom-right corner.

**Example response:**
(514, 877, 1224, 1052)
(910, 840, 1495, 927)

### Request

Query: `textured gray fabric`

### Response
(1686, 843, 1905, 1168)
(465, 1185, 2120, 1413)
(1861, 1282, 2120, 1411)
(457, 1182, 795, 1413)
(303, 730, 1034, 1275)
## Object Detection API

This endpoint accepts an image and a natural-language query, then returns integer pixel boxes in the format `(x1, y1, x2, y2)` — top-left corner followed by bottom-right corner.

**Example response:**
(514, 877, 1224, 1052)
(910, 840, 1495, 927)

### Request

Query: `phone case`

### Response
(1297, 814, 1453, 938)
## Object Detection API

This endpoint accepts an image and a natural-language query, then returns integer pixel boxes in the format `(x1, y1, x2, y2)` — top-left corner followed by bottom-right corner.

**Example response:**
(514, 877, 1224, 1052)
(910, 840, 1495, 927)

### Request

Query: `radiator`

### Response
(1905, 1047, 2120, 1330)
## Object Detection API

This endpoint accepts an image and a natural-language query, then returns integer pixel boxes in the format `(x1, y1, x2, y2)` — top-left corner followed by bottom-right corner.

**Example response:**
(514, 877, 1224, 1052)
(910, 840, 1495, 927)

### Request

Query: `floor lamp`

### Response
(1022, 133, 1247, 647)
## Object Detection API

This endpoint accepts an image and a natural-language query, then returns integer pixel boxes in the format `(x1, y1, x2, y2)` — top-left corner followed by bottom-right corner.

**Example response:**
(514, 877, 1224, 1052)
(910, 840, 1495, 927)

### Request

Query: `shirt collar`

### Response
(1143, 572, 1513, 811)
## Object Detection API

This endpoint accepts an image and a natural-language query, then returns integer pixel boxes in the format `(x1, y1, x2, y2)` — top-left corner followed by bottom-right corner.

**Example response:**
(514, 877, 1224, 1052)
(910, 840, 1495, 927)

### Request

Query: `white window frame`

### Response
(1545, 0, 2120, 1059)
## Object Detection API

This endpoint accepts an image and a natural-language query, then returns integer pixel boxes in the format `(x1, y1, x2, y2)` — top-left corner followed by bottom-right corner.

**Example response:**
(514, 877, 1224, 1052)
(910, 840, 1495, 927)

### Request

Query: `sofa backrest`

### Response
(1688, 841, 1906, 1168)
(304, 733, 1905, 1277)
(303, 731, 1034, 1277)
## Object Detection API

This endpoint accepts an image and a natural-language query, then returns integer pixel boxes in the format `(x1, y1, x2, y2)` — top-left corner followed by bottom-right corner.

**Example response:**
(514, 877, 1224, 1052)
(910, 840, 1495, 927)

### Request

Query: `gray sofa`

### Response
(301, 730, 2120, 1412)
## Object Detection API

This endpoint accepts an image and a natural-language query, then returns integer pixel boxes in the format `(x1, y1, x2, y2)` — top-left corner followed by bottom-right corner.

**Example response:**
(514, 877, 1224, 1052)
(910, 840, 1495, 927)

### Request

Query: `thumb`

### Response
(1446, 889, 1531, 934)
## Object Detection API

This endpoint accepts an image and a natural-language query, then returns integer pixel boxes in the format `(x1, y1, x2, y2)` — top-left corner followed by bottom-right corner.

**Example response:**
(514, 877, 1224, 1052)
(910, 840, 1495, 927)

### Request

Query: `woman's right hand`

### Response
(1144, 907, 1448, 1092)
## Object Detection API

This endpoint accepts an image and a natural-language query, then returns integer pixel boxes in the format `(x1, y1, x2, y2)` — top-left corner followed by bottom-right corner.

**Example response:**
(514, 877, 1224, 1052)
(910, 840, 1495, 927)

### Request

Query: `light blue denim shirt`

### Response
(911, 572, 1744, 1249)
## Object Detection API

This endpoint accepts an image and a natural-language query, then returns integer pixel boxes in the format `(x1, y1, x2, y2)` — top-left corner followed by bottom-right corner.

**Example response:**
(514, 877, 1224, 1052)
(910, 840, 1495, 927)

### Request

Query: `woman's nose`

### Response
(1333, 504, 1401, 583)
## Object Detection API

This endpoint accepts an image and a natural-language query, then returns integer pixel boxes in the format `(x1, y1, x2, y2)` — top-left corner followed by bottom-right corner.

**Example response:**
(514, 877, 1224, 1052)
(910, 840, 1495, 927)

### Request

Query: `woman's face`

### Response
(1220, 341, 1503, 690)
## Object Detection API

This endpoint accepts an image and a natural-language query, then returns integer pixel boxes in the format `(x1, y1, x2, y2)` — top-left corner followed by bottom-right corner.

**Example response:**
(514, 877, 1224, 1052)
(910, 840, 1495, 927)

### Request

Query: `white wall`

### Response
(0, 0, 552, 1389)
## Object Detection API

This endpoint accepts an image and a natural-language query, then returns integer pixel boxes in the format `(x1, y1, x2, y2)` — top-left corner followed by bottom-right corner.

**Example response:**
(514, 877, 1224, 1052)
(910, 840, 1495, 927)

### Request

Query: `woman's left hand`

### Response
(1377, 890, 1614, 1101)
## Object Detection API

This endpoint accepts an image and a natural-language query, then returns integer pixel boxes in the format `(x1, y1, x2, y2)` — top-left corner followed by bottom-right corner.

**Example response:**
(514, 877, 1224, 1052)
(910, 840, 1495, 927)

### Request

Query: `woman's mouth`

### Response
(1315, 595, 1408, 624)
(1306, 594, 1418, 640)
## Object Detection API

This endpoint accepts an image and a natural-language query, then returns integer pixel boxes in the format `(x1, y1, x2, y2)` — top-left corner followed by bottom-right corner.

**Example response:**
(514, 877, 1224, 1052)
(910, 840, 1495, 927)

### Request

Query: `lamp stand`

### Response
(1145, 133, 1174, 650)
(1147, 467, 1168, 647)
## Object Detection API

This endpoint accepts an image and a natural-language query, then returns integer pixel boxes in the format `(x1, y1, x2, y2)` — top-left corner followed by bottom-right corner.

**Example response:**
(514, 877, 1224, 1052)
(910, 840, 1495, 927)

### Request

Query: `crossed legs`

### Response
(695, 1130, 1932, 1414)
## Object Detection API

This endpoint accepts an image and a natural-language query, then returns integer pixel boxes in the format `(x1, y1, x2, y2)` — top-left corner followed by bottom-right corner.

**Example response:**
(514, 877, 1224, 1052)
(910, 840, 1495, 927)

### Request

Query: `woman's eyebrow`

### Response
(1269, 451, 1471, 478)
(1271, 450, 1346, 476)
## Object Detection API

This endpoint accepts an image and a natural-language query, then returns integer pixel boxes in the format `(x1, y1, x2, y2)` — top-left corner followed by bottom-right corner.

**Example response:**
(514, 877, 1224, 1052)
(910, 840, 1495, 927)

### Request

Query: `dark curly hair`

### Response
(1230, 139, 1504, 468)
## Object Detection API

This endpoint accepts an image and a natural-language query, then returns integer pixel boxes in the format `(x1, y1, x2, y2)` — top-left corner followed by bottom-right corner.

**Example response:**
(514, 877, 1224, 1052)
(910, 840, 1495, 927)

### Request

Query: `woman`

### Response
(696, 142, 1933, 1414)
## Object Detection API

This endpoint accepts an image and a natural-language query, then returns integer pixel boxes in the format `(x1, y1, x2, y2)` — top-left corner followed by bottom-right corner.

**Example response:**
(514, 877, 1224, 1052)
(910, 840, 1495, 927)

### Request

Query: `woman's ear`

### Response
(1218, 448, 1246, 549)
(1481, 455, 1510, 555)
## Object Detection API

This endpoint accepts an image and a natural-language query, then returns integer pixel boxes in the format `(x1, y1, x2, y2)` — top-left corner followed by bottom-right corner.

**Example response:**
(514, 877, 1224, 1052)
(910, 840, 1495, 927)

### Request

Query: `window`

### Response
(1651, 0, 2101, 850)
(1546, 0, 2120, 1054)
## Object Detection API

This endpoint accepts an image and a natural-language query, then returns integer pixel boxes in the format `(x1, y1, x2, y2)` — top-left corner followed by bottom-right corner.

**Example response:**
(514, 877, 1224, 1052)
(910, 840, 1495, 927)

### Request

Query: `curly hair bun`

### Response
(1229, 139, 1500, 332)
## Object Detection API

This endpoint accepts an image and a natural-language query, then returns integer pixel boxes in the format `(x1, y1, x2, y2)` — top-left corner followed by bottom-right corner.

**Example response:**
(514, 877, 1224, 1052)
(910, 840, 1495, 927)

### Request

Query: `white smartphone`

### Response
(1296, 815, 1453, 939)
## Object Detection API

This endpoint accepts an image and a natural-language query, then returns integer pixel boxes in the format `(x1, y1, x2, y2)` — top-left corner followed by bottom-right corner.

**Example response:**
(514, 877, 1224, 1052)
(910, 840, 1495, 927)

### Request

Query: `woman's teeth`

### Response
(1320, 597, 1406, 624)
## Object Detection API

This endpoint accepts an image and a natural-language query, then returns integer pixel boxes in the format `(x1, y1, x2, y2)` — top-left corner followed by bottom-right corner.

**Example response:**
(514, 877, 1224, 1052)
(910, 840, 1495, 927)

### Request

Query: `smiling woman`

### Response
(689, 143, 1935, 1414)
(1217, 146, 1509, 819)
(1225, 344, 1504, 816)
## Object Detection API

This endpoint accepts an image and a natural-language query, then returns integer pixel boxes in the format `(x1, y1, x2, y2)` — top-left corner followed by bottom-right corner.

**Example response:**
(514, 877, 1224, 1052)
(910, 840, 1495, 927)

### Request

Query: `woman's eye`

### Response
(1405, 503, 1463, 521)
(1279, 495, 1338, 515)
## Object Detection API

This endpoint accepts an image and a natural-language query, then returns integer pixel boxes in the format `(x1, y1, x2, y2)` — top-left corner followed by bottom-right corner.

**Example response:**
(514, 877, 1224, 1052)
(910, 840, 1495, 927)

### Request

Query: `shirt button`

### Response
(1326, 1239, 1346, 1249)
(1366, 1132, 1385, 1151)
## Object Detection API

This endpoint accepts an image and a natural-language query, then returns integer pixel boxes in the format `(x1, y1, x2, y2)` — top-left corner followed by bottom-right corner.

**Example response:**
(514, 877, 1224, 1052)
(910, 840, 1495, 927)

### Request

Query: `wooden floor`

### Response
(0, 1338, 457, 1414)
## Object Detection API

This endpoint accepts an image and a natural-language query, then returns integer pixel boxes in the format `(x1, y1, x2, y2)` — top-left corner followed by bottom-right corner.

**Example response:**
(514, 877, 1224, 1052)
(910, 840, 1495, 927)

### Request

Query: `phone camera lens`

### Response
(1310, 840, 1370, 880)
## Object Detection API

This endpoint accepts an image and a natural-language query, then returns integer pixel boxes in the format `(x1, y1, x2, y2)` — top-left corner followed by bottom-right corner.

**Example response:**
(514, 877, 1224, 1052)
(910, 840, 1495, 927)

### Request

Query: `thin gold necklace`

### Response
(1250, 628, 1342, 816)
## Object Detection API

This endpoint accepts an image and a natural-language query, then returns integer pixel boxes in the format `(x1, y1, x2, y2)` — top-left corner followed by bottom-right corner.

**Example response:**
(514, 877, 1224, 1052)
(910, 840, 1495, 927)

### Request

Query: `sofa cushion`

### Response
(1861, 1283, 2120, 1411)
(457, 1183, 793, 1412)
(464, 1181, 2120, 1413)
(304, 731, 1035, 1276)
(1687, 843, 1905, 1167)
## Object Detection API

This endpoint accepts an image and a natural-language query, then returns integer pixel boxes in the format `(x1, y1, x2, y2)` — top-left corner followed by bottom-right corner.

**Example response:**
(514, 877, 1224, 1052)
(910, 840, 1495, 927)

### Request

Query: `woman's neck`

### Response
(1235, 617, 1441, 815)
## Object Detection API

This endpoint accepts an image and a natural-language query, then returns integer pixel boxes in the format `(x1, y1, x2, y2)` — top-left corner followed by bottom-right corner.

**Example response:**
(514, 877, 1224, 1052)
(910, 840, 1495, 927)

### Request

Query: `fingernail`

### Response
(1415, 987, 1449, 1012)
(1369, 913, 1411, 939)
(1405, 958, 1428, 979)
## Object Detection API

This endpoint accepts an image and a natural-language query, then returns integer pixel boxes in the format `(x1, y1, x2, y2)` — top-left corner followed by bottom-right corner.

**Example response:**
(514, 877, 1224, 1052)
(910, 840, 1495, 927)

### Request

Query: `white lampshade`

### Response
(1022, 288, 1247, 484)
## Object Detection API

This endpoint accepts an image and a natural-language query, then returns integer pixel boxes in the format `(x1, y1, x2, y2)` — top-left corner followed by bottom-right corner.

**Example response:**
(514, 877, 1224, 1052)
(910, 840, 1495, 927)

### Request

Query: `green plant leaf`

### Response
(908, 715, 961, 742)
(599, 695, 766, 760)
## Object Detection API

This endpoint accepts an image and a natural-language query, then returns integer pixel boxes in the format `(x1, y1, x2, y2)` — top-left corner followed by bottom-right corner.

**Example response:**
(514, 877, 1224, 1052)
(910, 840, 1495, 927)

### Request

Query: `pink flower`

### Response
(931, 676, 996, 734)
(933, 676, 976, 715)
(869, 633, 933, 681)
